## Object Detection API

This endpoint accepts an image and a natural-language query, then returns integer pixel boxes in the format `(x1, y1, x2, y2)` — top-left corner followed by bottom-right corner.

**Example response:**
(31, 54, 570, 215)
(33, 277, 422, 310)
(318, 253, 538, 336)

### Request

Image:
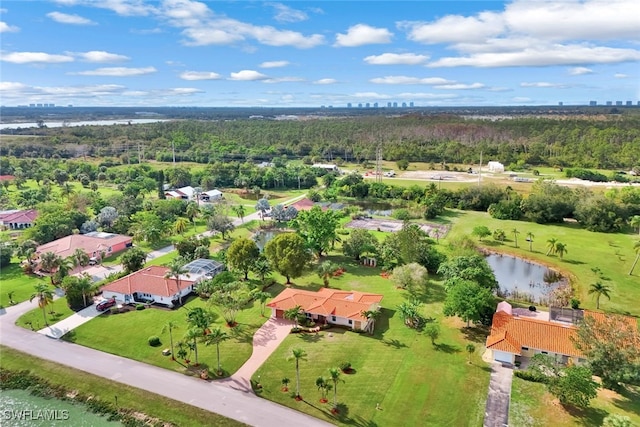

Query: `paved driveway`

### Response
(484, 362, 513, 427)
(37, 303, 102, 338)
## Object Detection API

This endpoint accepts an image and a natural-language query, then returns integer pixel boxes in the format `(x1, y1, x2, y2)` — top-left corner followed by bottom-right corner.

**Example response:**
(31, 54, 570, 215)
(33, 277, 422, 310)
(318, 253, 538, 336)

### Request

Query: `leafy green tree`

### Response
(547, 366, 599, 408)
(341, 228, 377, 261)
(288, 348, 307, 399)
(165, 257, 189, 306)
(202, 326, 229, 375)
(226, 238, 260, 280)
(185, 202, 200, 229)
(209, 281, 245, 327)
(588, 282, 611, 310)
(397, 298, 423, 329)
(232, 205, 246, 223)
(120, 247, 147, 274)
(284, 305, 303, 328)
(437, 254, 497, 291)
(316, 377, 331, 402)
(472, 225, 491, 241)
(72, 248, 90, 269)
(630, 215, 640, 235)
(361, 309, 380, 335)
(264, 233, 311, 284)
(255, 198, 270, 220)
(316, 261, 336, 287)
(391, 262, 428, 292)
(396, 159, 409, 170)
(424, 322, 440, 345)
(30, 282, 54, 327)
(493, 229, 506, 242)
(251, 255, 272, 287)
(173, 217, 189, 235)
(443, 279, 495, 327)
(206, 214, 235, 240)
(130, 211, 166, 245)
(602, 414, 633, 427)
(161, 320, 179, 361)
(292, 206, 340, 257)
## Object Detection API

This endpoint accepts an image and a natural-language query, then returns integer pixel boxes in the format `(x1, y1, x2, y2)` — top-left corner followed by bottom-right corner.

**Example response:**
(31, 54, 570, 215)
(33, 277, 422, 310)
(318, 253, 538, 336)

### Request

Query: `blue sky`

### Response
(1, 0, 639, 107)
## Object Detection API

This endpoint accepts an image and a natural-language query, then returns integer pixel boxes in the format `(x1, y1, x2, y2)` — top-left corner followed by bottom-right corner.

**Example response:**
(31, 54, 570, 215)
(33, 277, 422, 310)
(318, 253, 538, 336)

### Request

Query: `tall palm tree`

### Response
(588, 282, 611, 309)
(361, 309, 380, 335)
(630, 215, 640, 235)
(526, 232, 534, 252)
(161, 320, 179, 361)
(628, 240, 640, 276)
(165, 257, 189, 306)
(39, 251, 60, 284)
(284, 305, 302, 328)
(75, 273, 94, 307)
(554, 242, 568, 259)
(250, 289, 272, 317)
(72, 248, 89, 269)
(203, 326, 229, 375)
(251, 256, 272, 287)
(184, 327, 202, 365)
(30, 282, 54, 327)
(173, 217, 189, 235)
(512, 228, 520, 248)
(328, 367, 344, 412)
(185, 202, 200, 230)
(232, 205, 246, 223)
(546, 238, 558, 256)
(288, 348, 307, 399)
(316, 261, 335, 287)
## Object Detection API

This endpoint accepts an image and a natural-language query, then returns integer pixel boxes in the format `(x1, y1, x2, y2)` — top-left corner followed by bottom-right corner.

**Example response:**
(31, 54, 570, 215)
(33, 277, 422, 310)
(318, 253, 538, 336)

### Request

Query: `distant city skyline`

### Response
(1, 1, 638, 107)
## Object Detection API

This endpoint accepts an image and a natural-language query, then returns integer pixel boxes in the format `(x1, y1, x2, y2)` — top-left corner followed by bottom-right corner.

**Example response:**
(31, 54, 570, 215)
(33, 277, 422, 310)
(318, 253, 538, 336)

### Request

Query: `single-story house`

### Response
(101, 259, 223, 307)
(485, 302, 637, 365)
(312, 163, 339, 172)
(101, 266, 196, 307)
(36, 231, 132, 261)
(0, 209, 38, 230)
(200, 189, 223, 202)
(487, 161, 505, 173)
(164, 186, 195, 200)
(289, 198, 315, 211)
(267, 288, 383, 331)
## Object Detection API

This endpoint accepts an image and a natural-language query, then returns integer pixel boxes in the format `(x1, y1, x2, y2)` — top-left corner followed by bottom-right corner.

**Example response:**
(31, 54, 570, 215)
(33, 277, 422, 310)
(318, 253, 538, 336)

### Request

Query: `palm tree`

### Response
(173, 217, 189, 235)
(630, 215, 640, 235)
(316, 261, 335, 287)
(316, 377, 331, 403)
(554, 242, 568, 259)
(72, 248, 89, 269)
(30, 282, 54, 327)
(161, 320, 179, 361)
(39, 251, 60, 284)
(328, 367, 343, 412)
(288, 348, 307, 399)
(588, 282, 611, 310)
(184, 327, 202, 366)
(75, 273, 94, 307)
(512, 228, 520, 248)
(56, 257, 75, 284)
(526, 232, 534, 252)
(185, 202, 200, 230)
(629, 241, 640, 276)
(232, 205, 246, 223)
(165, 257, 189, 306)
(60, 182, 75, 199)
(466, 344, 476, 363)
(202, 326, 229, 375)
(250, 289, 271, 317)
(361, 308, 380, 335)
(284, 305, 302, 329)
(546, 238, 558, 256)
(251, 256, 272, 287)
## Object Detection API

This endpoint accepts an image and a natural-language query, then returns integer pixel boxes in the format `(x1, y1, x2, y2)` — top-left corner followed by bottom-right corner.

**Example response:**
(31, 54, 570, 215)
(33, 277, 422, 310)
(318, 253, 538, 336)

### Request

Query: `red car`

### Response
(96, 298, 116, 312)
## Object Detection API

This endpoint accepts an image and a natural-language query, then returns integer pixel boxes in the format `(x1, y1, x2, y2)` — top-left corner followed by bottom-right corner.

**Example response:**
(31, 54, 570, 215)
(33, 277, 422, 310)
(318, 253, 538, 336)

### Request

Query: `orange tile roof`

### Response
(267, 287, 383, 322)
(101, 266, 195, 298)
(486, 311, 584, 357)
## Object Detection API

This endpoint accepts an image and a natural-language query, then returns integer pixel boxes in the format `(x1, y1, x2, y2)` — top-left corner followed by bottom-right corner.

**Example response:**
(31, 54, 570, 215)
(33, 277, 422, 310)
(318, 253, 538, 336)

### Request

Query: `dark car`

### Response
(96, 298, 116, 312)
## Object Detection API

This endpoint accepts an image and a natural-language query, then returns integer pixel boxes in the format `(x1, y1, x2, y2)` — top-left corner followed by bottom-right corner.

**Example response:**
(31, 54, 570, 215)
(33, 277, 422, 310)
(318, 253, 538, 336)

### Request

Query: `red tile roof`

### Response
(0, 175, 15, 181)
(0, 209, 38, 224)
(290, 198, 315, 211)
(36, 233, 131, 259)
(267, 287, 383, 322)
(101, 266, 195, 297)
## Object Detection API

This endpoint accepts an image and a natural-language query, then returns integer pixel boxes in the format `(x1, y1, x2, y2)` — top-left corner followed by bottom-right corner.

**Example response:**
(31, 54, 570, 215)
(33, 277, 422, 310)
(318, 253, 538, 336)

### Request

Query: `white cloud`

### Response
(179, 71, 222, 81)
(364, 53, 428, 65)
(520, 82, 569, 88)
(428, 45, 640, 67)
(182, 27, 244, 45)
(0, 81, 28, 91)
(370, 76, 454, 85)
(568, 67, 593, 75)
(0, 21, 19, 33)
(46, 11, 96, 25)
(434, 83, 485, 90)
(263, 76, 305, 83)
(74, 51, 129, 62)
(614, 73, 629, 78)
(1, 51, 74, 64)
(270, 3, 308, 23)
(73, 66, 157, 76)
(314, 78, 337, 85)
(512, 97, 533, 103)
(260, 60, 289, 68)
(399, 12, 504, 44)
(229, 70, 268, 81)
(167, 87, 203, 95)
(334, 24, 392, 47)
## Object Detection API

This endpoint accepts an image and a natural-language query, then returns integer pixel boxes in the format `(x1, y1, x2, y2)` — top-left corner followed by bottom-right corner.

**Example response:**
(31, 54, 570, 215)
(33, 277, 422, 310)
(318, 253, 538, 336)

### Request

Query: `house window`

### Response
(522, 347, 529, 351)
(108, 246, 112, 253)
(331, 316, 336, 322)
(541, 351, 548, 355)
(348, 320, 352, 325)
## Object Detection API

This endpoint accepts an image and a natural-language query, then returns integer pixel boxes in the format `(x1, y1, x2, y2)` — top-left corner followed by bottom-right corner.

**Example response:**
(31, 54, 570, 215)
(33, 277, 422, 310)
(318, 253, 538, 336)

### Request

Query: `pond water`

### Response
(0, 389, 121, 426)
(486, 254, 564, 304)
(252, 230, 283, 251)
(0, 119, 169, 130)
(349, 200, 394, 217)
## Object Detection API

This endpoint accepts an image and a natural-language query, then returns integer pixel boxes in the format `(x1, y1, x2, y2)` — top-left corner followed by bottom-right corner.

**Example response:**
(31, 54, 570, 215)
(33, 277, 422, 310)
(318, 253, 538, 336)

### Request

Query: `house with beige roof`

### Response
(267, 288, 383, 331)
(36, 231, 132, 261)
(0, 209, 38, 230)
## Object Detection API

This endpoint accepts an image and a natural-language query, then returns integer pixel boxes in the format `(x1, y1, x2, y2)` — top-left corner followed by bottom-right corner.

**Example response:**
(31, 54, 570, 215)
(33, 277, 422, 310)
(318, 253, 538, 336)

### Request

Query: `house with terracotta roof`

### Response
(36, 231, 132, 261)
(267, 288, 383, 331)
(0, 209, 38, 230)
(485, 301, 637, 365)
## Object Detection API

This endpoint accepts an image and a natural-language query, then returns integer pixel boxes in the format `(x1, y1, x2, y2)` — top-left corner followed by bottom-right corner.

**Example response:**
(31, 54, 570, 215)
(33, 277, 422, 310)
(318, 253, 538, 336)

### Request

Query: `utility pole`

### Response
(375, 145, 383, 183)
(478, 151, 483, 187)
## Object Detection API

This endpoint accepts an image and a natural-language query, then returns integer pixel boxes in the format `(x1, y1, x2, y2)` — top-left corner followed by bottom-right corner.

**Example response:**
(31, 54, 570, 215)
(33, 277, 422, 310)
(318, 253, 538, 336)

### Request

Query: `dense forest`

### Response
(1, 113, 639, 170)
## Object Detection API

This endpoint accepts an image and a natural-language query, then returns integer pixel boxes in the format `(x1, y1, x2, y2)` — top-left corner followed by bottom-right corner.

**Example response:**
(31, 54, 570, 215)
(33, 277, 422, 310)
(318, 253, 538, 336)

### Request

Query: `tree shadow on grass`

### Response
(563, 405, 607, 427)
(613, 385, 640, 416)
(297, 332, 325, 343)
(381, 338, 408, 349)
(370, 308, 393, 337)
(433, 343, 461, 353)
(229, 324, 253, 344)
(461, 325, 490, 343)
(562, 259, 585, 265)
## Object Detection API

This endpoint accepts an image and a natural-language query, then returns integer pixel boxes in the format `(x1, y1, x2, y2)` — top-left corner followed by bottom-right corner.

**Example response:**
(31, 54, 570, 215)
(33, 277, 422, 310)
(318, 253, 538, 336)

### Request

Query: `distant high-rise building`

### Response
(626, 101, 632, 106)
(589, 101, 597, 106)
(365, 102, 370, 108)
(347, 103, 352, 108)
(36, 103, 43, 107)
(402, 102, 407, 108)
(409, 102, 414, 107)
(387, 102, 392, 108)
(616, 101, 623, 106)
(558, 102, 563, 106)
(606, 101, 612, 106)
(68, 104, 73, 107)
(373, 102, 378, 108)
(393, 102, 398, 108)
(358, 103, 363, 108)
(29, 104, 35, 107)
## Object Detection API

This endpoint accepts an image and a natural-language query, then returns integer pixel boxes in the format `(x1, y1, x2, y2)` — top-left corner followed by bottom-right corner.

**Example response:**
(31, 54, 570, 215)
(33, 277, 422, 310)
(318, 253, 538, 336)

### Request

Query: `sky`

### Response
(1, 0, 639, 108)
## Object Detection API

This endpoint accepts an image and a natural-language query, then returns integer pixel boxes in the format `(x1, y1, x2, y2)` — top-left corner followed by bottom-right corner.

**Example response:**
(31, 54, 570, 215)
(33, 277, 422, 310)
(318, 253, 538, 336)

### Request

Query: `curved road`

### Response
(0, 193, 333, 427)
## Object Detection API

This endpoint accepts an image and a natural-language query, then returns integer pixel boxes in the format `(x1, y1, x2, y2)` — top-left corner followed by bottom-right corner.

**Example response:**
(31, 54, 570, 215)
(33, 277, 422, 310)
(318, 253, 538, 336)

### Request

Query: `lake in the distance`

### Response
(0, 119, 170, 130)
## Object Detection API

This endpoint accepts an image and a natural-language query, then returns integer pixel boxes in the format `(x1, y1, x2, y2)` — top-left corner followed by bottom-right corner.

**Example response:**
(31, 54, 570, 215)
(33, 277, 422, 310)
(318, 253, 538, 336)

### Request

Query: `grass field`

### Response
(0, 262, 43, 308)
(510, 377, 640, 427)
(252, 255, 489, 427)
(15, 297, 74, 330)
(0, 346, 244, 427)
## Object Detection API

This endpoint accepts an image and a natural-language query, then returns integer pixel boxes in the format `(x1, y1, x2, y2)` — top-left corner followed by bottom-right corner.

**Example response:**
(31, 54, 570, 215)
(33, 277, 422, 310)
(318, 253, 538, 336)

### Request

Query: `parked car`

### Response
(96, 298, 116, 312)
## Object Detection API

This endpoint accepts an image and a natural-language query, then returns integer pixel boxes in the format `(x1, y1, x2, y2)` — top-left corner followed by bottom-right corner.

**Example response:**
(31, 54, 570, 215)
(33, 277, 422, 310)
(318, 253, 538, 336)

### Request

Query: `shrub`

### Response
(109, 307, 119, 314)
(148, 336, 161, 347)
(136, 304, 145, 311)
(340, 362, 352, 372)
(514, 369, 548, 383)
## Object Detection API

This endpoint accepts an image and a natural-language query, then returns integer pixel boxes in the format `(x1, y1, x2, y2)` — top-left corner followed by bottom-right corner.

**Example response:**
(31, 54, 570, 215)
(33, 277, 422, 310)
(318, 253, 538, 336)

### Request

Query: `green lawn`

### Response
(0, 346, 244, 427)
(446, 210, 640, 317)
(510, 377, 640, 427)
(252, 257, 489, 427)
(0, 262, 43, 307)
(64, 291, 274, 378)
(15, 297, 75, 330)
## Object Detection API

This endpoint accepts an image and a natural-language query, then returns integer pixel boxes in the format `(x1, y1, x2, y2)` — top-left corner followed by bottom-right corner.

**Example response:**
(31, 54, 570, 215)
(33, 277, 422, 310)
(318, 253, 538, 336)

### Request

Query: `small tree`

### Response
(120, 247, 147, 274)
(165, 257, 189, 306)
(328, 367, 344, 412)
(588, 282, 611, 310)
(316, 261, 336, 287)
(316, 377, 331, 403)
(547, 366, 599, 408)
(281, 377, 290, 392)
(161, 320, 179, 360)
(202, 326, 229, 375)
(424, 322, 440, 345)
(472, 225, 491, 241)
(466, 344, 476, 363)
(512, 228, 520, 248)
(629, 240, 640, 275)
(390, 263, 428, 292)
(526, 232, 534, 252)
(226, 237, 260, 280)
(250, 289, 271, 317)
(284, 305, 303, 328)
(288, 348, 307, 399)
(29, 282, 54, 327)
